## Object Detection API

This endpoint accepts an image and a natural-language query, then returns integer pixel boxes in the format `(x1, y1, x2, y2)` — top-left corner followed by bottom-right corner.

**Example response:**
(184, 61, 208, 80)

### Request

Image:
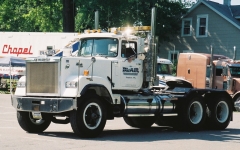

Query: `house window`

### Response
(196, 14, 208, 37)
(182, 18, 192, 36)
(168, 50, 179, 64)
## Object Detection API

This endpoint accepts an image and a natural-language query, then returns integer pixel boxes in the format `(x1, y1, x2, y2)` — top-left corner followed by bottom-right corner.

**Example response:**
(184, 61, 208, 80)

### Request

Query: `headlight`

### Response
(65, 81, 77, 88)
(17, 82, 25, 88)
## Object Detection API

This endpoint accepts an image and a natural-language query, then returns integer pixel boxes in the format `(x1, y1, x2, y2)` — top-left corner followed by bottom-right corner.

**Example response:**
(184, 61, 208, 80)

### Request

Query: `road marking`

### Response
(23, 136, 56, 142)
(0, 119, 16, 122)
(0, 127, 16, 129)
(0, 106, 13, 108)
(0, 112, 15, 114)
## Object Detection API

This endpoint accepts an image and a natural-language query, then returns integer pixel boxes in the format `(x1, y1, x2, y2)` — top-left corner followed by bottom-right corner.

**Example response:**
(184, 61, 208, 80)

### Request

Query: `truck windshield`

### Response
(229, 67, 240, 77)
(79, 38, 118, 57)
(157, 63, 173, 75)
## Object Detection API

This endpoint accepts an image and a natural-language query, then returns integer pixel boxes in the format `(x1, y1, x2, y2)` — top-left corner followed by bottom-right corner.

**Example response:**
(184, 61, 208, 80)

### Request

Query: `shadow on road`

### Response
(38, 126, 240, 142)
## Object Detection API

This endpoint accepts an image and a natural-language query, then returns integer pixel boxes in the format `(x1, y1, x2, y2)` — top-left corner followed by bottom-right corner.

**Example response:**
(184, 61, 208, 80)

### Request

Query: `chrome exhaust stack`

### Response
(95, 10, 99, 30)
(144, 7, 159, 88)
(233, 46, 236, 60)
(210, 45, 214, 89)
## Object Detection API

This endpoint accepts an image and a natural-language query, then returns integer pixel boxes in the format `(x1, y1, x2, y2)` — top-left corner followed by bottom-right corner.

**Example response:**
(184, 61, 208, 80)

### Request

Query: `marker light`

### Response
(125, 28, 132, 35)
(83, 70, 89, 76)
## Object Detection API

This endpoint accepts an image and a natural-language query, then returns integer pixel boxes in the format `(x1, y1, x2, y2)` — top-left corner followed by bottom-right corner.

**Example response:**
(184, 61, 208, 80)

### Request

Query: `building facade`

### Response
(159, 0, 240, 63)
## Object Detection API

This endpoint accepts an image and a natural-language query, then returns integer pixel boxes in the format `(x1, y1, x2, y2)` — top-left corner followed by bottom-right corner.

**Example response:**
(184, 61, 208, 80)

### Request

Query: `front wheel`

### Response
(17, 111, 51, 133)
(206, 96, 232, 130)
(177, 96, 206, 131)
(70, 95, 107, 138)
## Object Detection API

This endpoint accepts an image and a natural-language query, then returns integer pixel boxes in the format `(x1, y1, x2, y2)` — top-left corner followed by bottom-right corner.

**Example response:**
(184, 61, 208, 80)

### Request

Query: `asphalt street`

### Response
(1, 94, 240, 150)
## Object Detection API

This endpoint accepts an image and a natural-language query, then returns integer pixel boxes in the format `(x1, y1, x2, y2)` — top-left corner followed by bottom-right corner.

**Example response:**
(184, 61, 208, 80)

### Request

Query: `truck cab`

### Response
(154, 57, 191, 90)
(177, 53, 240, 111)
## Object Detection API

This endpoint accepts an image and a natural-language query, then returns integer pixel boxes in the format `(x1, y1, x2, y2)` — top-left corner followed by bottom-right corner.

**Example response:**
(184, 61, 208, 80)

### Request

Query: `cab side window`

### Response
(121, 41, 137, 58)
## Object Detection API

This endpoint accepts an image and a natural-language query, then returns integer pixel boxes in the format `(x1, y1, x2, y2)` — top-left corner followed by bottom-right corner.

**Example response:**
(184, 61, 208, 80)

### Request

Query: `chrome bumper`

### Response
(235, 100, 240, 112)
(11, 95, 77, 113)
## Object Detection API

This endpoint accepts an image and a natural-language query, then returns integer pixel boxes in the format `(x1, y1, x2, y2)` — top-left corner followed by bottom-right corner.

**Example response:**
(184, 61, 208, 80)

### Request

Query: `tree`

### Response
(0, 0, 190, 42)
(74, 0, 188, 42)
(0, 0, 63, 32)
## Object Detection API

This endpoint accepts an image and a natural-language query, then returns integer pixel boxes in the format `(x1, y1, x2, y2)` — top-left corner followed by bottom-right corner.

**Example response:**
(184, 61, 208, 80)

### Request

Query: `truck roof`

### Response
(157, 57, 173, 64)
(199, 53, 230, 60)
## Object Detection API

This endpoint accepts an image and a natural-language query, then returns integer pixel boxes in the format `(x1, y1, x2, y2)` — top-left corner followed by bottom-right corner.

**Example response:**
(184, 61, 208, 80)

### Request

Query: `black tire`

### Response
(123, 116, 136, 127)
(206, 96, 232, 130)
(123, 116, 156, 128)
(70, 95, 107, 138)
(178, 96, 206, 131)
(155, 116, 177, 127)
(17, 111, 51, 133)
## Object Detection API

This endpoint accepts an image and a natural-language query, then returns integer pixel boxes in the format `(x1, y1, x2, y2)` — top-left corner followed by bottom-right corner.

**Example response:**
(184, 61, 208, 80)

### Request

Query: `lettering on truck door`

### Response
(119, 40, 143, 88)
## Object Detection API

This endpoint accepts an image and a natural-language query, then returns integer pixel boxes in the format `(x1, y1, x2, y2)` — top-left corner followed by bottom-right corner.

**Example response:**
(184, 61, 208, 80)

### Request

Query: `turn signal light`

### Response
(84, 70, 89, 76)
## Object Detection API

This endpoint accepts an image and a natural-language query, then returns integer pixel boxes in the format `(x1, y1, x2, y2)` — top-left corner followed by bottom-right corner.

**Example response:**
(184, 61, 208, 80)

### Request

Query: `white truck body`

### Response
(0, 32, 80, 58)
(155, 57, 187, 90)
(156, 57, 174, 88)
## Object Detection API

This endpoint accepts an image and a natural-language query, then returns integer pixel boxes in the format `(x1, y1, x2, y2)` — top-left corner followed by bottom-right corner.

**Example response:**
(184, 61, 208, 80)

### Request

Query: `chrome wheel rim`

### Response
(83, 102, 102, 130)
(216, 101, 229, 123)
(189, 101, 203, 124)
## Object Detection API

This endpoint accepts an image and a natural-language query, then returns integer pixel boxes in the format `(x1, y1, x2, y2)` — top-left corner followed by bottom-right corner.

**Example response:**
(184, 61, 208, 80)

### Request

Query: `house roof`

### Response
(184, 0, 240, 29)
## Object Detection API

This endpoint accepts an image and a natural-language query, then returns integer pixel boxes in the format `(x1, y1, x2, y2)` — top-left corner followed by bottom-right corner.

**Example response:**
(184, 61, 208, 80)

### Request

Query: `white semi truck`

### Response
(155, 57, 190, 90)
(11, 7, 233, 138)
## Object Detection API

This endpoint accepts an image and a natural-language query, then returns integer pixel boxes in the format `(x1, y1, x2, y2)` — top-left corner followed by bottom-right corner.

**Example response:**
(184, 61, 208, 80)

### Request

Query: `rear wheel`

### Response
(206, 96, 232, 130)
(234, 96, 240, 111)
(178, 96, 206, 131)
(70, 95, 107, 138)
(17, 111, 51, 133)
(155, 116, 177, 127)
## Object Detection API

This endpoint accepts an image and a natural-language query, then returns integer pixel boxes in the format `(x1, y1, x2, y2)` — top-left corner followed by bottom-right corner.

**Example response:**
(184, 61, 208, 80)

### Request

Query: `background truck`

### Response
(155, 57, 191, 91)
(11, 7, 233, 138)
(0, 32, 80, 58)
(177, 52, 240, 111)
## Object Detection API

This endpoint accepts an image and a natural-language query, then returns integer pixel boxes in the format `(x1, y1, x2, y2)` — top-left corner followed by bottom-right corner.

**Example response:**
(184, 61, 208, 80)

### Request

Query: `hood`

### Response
(165, 78, 193, 90)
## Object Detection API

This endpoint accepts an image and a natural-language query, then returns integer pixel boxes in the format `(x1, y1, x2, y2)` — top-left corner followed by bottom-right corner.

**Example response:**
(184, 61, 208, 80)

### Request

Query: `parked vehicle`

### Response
(11, 8, 233, 138)
(154, 57, 191, 90)
(177, 52, 240, 111)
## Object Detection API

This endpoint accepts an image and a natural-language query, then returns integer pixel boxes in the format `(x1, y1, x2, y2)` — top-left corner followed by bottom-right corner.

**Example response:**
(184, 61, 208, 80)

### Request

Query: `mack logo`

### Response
(123, 67, 139, 76)
(2, 44, 33, 56)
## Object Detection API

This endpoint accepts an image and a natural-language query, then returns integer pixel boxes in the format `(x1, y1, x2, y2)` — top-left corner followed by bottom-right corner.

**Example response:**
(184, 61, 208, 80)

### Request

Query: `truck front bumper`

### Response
(11, 95, 77, 113)
(235, 100, 240, 112)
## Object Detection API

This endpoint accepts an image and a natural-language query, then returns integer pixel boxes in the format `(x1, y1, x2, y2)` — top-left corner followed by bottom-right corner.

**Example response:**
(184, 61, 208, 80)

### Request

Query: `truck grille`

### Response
(26, 62, 59, 94)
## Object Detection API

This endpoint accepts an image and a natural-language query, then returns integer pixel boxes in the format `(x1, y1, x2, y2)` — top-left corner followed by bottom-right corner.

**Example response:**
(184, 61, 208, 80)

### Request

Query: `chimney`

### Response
(223, 0, 231, 6)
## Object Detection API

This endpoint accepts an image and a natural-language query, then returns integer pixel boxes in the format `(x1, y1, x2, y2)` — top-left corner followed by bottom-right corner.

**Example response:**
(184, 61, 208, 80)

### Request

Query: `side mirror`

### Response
(137, 53, 145, 60)
(222, 67, 228, 76)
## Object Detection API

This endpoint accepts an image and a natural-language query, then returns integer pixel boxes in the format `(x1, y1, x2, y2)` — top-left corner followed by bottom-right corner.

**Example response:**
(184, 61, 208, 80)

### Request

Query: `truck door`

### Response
(117, 40, 143, 89)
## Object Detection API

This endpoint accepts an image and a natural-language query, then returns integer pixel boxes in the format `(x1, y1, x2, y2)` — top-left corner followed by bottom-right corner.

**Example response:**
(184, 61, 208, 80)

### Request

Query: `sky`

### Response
(193, 0, 240, 5)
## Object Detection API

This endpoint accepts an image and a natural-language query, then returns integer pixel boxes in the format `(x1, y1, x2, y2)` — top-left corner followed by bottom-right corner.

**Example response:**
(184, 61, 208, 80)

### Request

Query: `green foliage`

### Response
(0, 0, 193, 41)
(172, 60, 178, 76)
(0, 0, 63, 32)
(75, 0, 189, 42)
